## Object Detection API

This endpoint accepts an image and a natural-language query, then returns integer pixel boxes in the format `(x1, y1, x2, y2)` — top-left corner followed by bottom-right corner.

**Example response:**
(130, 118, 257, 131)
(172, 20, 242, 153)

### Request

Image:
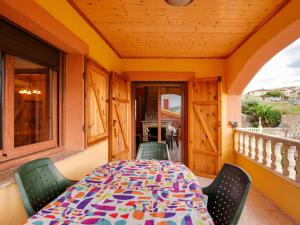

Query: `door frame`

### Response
(131, 81, 188, 165)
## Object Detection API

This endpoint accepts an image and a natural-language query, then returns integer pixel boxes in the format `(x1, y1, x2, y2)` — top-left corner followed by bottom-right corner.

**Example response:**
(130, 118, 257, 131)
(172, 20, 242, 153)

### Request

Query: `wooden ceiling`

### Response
(68, 0, 288, 58)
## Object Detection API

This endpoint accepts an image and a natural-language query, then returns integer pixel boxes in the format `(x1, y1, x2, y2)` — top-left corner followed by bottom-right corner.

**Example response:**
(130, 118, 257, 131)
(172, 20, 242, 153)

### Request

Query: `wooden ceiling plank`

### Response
(68, 0, 289, 58)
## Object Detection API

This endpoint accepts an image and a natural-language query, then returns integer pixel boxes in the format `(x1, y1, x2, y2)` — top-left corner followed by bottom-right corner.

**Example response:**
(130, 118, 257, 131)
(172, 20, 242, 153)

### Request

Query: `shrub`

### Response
(261, 90, 284, 98)
(242, 99, 281, 127)
(242, 99, 259, 115)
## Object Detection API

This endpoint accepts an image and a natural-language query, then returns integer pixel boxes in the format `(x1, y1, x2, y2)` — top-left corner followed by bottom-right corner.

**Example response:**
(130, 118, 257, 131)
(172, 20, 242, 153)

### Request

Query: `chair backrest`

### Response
(136, 142, 170, 160)
(15, 158, 74, 217)
(203, 163, 251, 225)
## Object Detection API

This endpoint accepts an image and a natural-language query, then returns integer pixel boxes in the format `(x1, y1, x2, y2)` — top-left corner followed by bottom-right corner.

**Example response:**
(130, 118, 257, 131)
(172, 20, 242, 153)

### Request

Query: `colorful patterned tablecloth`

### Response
(26, 160, 214, 225)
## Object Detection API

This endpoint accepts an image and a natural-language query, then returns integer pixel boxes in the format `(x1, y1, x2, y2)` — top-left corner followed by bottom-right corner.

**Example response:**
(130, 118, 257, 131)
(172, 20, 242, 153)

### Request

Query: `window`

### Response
(84, 58, 109, 147)
(1, 54, 58, 158)
(0, 18, 62, 163)
(14, 57, 55, 148)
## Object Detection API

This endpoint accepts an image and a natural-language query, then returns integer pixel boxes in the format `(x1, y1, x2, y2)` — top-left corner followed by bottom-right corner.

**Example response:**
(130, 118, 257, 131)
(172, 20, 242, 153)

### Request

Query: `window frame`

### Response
(0, 53, 62, 163)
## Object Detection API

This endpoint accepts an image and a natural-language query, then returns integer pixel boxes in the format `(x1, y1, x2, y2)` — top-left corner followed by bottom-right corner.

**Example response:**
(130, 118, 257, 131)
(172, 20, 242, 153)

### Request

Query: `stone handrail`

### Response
(234, 128, 300, 185)
(243, 127, 300, 139)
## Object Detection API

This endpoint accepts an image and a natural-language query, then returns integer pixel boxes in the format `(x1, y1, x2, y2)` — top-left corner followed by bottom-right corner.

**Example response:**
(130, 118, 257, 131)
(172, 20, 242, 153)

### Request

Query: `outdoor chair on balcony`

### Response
(136, 142, 170, 160)
(202, 163, 251, 225)
(15, 158, 77, 217)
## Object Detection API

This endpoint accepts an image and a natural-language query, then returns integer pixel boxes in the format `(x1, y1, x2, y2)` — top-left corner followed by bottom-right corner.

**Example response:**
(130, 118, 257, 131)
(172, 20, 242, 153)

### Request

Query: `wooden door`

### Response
(188, 78, 221, 177)
(109, 72, 131, 161)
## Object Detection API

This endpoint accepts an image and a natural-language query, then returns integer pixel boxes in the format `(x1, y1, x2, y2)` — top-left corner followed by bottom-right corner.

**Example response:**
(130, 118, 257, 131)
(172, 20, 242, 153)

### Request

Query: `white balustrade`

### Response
(235, 128, 300, 184)
(250, 135, 256, 159)
(244, 135, 250, 156)
(265, 140, 272, 168)
(274, 143, 283, 173)
(287, 146, 296, 180)
(257, 138, 263, 163)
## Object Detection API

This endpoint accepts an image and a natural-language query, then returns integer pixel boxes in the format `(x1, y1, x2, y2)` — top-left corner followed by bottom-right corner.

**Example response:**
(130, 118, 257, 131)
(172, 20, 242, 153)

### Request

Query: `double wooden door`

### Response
(109, 73, 131, 161)
(188, 78, 221, 177)
(107, 75, 221, 176)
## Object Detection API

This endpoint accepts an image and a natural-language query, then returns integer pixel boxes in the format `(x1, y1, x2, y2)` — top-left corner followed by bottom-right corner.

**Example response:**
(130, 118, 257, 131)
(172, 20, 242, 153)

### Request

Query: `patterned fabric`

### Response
(25, 160, 214, 225)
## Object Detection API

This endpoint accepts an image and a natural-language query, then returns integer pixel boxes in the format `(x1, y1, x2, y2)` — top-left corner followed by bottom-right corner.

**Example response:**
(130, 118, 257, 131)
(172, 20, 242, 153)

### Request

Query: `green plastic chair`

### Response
(15, 158, 77, 217)
(202, 163, 251, 225)
(136, 142, 170, 160)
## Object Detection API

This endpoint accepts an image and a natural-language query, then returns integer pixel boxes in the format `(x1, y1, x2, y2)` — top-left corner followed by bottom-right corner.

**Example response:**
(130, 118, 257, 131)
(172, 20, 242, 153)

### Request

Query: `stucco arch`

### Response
(226, 0, 300, 95)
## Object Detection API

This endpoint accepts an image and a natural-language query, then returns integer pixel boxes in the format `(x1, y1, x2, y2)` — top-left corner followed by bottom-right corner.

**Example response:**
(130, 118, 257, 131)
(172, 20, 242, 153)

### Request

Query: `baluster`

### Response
(265, 140, 272, 168)
(239, 133, 244, 154)
(244, 135, 250, 156)
(274, 143, 283, 174)
(257, 137, 263, 163)
(234, 132, 239, 152)
(282, 144, 289, 177)
(250, 135, 256, 160)
(287, 146, 296, 180)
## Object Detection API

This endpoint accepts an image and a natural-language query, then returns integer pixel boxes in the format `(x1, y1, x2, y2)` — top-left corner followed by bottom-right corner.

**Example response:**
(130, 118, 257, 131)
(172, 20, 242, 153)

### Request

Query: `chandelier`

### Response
(18, 88, 41, 95)
(165, 0, 193, 7)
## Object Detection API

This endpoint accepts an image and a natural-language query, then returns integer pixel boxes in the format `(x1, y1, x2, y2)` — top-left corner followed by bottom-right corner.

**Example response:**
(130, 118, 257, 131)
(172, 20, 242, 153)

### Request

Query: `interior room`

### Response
(133, 83, 186, 162)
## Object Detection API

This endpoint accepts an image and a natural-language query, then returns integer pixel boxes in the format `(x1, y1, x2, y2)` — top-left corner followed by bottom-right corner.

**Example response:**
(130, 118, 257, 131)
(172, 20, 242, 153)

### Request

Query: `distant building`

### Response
(277, 86, 300, 98)
(245, 86, 300, 102)
(246, 89, 269, 97)
(290, 89, 300, 99)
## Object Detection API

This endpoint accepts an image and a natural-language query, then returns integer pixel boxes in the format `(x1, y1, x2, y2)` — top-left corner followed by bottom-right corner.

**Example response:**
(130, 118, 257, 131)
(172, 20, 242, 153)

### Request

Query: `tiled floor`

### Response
(197, 177, 299, 225)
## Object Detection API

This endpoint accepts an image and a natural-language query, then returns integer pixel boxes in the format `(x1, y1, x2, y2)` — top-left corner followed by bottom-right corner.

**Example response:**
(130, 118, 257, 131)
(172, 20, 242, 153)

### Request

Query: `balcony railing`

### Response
(234, 128, 300, 185)
(243, 127, 300, 140)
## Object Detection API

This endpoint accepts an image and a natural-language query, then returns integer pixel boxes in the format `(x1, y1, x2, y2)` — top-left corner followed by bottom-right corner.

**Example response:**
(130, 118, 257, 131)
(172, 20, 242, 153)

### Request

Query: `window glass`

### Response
(14, 57, 53, 147)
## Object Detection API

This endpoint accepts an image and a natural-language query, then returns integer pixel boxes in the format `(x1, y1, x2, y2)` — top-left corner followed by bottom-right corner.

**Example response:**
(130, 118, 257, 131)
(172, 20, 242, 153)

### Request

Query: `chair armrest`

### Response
(202, 183, 214, 196)
(67, 179, 78, 186)
(202, 186, 209, 195)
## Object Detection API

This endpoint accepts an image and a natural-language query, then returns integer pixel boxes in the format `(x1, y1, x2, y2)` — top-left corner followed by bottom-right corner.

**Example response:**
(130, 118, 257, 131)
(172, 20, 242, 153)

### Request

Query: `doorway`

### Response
(131, 82, 187, 164)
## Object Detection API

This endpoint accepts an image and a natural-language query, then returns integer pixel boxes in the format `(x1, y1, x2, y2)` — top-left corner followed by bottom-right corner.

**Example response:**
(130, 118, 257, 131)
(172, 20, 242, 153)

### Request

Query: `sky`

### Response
(243, 38, 300, 94)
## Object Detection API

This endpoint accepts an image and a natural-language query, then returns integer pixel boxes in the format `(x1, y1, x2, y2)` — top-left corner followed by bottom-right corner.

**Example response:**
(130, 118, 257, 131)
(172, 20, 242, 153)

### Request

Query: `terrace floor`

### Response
(197, 177, 299, 225)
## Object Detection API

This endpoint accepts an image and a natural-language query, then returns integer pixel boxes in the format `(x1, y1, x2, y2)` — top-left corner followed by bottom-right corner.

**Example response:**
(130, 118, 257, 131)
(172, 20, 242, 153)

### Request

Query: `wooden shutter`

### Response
(109, 72, 130, 161)
(188, 77, 221, 177)
(84, 58, 109, 147)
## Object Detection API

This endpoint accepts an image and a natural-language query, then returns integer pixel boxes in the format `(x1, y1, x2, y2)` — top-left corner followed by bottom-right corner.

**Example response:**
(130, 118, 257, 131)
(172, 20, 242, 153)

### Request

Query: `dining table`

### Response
(25, 160, 214, 225)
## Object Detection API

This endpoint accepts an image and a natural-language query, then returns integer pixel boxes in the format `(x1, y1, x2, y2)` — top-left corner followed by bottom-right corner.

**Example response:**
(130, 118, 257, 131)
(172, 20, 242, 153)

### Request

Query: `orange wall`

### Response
(236, 154, 300, 224)
(0, 1, 120, 224)
(226, 1, 300, 222)
(34, 0, 121, 72)
(227, 0, 300, 95)
(122, 58, 226, 78)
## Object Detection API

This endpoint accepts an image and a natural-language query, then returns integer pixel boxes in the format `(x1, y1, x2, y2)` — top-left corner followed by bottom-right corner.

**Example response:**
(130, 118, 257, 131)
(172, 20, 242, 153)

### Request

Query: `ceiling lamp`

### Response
(165, 0, 193, 7)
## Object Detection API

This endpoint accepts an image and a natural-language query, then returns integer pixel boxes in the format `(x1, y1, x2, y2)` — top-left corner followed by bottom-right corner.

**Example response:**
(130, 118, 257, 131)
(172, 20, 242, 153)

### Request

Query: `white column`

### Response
(274, 143, 283, 173)
(287, 146, 297, 180)
(250, 135, 256, 159)
(265, 140, 272, 168)
(257, 138, 264, 163)
(244, 135, 250, 156)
